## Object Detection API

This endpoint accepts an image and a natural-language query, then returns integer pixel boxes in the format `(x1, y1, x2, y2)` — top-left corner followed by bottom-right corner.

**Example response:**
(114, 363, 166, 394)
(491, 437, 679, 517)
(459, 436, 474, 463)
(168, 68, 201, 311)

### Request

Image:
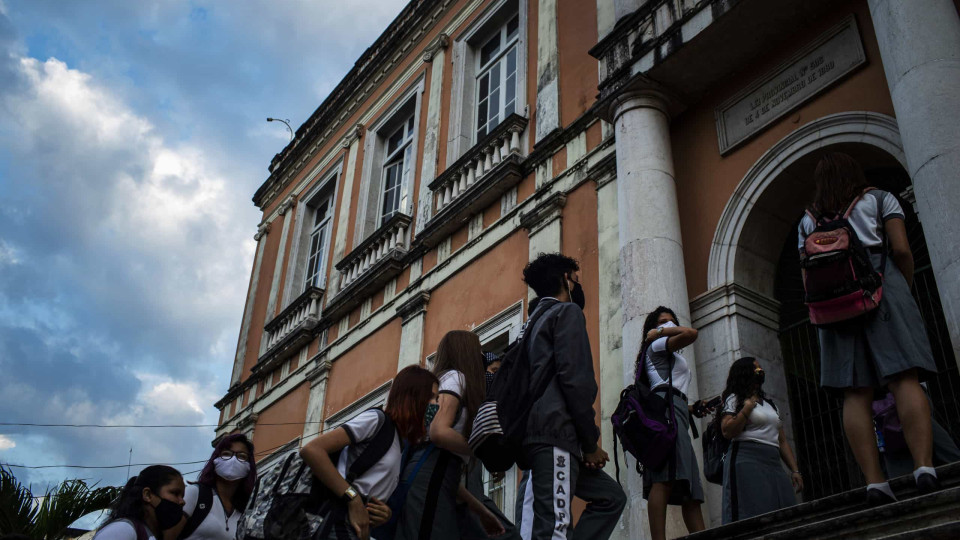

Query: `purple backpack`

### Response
(611, 344, 677, 482)
(873, 393, 907, 452)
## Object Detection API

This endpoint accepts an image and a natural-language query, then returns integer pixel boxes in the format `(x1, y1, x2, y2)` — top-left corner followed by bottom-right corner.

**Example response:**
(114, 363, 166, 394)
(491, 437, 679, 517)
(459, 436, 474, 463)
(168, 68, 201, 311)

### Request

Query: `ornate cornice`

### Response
(422, 33, 450, 63)
(395, 291, 431, 323)
(305, 353, 332, 386)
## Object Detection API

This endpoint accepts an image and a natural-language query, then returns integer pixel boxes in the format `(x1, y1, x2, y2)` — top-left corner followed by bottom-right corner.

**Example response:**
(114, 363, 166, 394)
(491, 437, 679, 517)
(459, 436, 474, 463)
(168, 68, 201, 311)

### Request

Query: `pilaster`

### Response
(231, 222, 271, 384)
(302, 354, 333, 443)
(535, 0, 561, 142)
(263, 196, 297, 347)
(329, 125, 364, 298)
(520, 191, 566, 260)
(397, 291, 431, 369)
(417, 34, 450, 234)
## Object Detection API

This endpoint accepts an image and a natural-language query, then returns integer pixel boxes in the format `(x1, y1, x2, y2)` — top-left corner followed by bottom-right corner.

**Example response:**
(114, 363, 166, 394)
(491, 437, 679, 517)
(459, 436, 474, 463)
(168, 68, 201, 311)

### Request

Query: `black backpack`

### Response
(468, 303, 553, 472)
(178, 483, 215, 539)
(237, 409, 396, 540)
(701, 418, 728, 485)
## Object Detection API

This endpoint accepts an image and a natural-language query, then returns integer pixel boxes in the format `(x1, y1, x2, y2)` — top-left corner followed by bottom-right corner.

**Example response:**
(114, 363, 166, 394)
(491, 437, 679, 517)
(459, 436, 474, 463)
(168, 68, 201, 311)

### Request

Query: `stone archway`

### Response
(691, 111, 906, 524)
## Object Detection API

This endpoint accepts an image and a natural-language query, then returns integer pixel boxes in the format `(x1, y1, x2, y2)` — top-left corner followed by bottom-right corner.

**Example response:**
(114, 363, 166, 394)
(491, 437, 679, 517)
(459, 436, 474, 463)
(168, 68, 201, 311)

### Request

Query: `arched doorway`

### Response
(774, 155, 960, 500)
(704, 111, 958, 504)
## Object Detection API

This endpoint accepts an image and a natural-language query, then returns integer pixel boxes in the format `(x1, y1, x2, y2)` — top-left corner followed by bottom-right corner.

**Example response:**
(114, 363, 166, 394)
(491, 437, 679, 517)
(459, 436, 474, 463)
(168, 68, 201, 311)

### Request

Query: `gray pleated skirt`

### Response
(642, 392, 704, 505)
(395, 446, 462, 540)
(818, 253, 937, 389)
(722, 440, 796, 524)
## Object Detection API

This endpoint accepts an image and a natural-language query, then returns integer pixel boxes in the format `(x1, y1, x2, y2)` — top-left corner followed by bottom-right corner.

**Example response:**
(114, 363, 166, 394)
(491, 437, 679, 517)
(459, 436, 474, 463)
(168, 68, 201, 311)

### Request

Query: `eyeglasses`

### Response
(219, 450, 250, 462)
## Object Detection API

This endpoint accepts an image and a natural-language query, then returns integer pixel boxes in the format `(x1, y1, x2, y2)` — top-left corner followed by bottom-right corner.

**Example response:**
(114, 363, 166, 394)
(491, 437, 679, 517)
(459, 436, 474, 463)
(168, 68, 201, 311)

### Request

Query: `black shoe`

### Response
(916, 473, 941, 494)
(866, 487, 897, 507)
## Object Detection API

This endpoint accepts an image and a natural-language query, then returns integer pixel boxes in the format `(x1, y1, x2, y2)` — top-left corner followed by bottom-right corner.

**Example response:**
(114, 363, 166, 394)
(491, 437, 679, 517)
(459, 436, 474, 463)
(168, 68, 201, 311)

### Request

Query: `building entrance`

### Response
(775, 162, 960, 501)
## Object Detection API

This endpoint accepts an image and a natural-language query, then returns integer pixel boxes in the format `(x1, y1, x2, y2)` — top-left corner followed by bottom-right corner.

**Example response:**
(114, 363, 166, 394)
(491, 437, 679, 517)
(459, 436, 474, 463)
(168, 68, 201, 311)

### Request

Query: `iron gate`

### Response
(775, 168, 960, 501)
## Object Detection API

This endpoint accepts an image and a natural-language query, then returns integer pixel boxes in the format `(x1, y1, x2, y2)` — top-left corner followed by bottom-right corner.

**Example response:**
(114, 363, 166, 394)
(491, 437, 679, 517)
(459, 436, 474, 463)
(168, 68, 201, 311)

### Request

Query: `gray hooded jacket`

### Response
(521, 298, 600, 459)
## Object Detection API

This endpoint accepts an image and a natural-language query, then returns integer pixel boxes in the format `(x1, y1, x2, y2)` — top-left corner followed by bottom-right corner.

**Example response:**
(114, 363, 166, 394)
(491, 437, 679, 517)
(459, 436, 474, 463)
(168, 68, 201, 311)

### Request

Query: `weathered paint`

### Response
(324, 318, 402, 418)
(251, 382, 309, 461)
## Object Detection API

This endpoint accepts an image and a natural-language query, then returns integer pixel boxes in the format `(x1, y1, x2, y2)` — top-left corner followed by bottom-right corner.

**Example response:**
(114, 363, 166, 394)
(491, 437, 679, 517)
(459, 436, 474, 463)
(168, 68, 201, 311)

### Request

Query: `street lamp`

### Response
(266, 117, 294, 141)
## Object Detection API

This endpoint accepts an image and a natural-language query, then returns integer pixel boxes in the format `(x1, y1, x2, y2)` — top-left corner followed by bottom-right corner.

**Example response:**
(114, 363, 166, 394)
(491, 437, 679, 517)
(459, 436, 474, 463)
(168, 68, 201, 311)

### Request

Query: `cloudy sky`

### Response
(0, 0, 402, 518)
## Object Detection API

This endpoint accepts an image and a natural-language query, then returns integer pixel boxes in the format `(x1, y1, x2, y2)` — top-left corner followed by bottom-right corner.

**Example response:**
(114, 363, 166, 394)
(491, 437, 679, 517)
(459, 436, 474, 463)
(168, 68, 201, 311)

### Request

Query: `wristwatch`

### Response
(341, 485, 359, 503)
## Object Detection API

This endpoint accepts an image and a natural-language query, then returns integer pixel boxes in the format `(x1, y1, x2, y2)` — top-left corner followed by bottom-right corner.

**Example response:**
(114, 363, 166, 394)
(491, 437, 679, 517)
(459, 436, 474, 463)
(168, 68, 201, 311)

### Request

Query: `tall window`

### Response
(304, 194, 333, 290)
(380, 114, 415, 226)
(476, 15, 519, 140)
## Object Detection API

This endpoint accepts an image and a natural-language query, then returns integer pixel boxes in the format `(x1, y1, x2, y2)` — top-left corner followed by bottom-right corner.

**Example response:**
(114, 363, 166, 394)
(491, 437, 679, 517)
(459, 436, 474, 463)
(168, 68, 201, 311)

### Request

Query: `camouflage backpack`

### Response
(237, 409, 396, 540)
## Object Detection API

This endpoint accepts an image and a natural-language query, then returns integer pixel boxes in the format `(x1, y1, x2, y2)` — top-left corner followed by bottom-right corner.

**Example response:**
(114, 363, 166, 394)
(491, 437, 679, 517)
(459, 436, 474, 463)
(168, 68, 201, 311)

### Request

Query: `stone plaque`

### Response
(715, 15, 866, 154)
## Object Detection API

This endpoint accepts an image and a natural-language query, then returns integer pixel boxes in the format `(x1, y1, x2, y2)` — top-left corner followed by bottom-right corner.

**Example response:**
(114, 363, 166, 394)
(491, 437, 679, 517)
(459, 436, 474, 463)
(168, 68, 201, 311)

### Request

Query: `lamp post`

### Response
(267, 117, 294, 141)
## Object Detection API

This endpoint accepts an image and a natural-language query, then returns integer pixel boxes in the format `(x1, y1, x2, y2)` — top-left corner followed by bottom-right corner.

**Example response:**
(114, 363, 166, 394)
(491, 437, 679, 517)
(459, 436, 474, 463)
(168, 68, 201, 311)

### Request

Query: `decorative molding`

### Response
(340, 123, 365, 149)
(422, 32, 450, 62)
(278, 195, 297, 216)
(305, 355, 332, 386)
(520, 192, 566, 236)
(708, 111, 904, 289)
(254, 222, 271, 241)
(324, 380, 393, 430)
(589, 149, 617, 190)
(396, 291, 431, 324)
(690, 282, 781, 332)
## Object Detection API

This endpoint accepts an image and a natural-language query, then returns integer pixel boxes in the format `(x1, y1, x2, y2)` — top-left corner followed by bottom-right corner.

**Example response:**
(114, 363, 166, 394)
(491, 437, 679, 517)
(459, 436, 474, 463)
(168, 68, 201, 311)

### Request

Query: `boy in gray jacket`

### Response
(514, 253, 626, 540)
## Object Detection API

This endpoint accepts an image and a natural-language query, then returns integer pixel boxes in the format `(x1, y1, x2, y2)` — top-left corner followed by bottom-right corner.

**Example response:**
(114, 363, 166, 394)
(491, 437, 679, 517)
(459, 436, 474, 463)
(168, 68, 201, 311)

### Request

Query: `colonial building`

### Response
(216, 0, 960, 537)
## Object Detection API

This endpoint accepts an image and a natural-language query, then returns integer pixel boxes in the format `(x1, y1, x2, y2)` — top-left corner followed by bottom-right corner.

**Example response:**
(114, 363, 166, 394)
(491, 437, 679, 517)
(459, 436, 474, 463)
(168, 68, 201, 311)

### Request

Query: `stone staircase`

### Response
(682, 462, 960, 539)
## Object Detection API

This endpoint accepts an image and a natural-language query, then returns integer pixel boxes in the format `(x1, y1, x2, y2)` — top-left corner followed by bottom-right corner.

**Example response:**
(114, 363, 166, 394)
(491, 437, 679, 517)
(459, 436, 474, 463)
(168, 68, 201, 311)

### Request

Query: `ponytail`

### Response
(105, 465, 181, 526)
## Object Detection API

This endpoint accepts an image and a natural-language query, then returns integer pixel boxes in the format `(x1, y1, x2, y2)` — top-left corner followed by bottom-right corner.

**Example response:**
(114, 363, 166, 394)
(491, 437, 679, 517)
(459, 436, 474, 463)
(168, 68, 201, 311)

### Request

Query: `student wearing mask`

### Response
(798, 153, 940, 505)
(163, 435, 256, 540)
(300, 365, 438, 540)
(638, 306, 711, 540)
(514, 253, 625, 540)
(396, 331, 504, 540)
(94, 465, 186, 540)
(719, 357, 802, 523)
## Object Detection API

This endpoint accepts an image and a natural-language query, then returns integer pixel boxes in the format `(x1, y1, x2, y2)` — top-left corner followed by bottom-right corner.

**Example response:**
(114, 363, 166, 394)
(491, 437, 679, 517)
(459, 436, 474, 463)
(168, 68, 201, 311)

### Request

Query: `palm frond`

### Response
(34, 479, 119, 540)
(0, 466, 39, 537)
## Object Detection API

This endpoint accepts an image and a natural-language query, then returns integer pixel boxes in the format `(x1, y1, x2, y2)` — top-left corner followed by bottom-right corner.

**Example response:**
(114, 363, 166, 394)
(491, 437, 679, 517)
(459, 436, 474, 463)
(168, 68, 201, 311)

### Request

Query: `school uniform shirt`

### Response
(722, 394, 782, 448)
(338, 409, 402, 501)
(797, 189, 905, 250)
(93, 520, 156, 540)
(437, 369, 470, 462)
(181, 483, 240, 540)
(645, 335, 692, 396)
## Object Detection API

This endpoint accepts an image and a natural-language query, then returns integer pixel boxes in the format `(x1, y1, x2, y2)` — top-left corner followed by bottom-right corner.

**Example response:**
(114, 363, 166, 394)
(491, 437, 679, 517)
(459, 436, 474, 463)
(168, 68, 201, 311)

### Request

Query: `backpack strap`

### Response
(344, 409, 397, 484)
(178, 484, 214, 539)
(842, 189, 870, 220)
(874, 190, 888, 275)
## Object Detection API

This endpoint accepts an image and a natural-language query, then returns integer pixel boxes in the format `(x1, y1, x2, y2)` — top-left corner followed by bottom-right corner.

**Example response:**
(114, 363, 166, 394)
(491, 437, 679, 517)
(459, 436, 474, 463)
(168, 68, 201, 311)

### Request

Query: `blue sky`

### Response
(0, 0, 403, 518)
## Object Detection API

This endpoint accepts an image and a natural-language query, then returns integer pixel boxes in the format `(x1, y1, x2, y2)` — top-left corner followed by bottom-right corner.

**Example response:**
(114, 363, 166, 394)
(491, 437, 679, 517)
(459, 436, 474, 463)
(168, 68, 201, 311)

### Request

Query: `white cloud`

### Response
(0, 434, 15, 451)
(0, 239, 18, 266)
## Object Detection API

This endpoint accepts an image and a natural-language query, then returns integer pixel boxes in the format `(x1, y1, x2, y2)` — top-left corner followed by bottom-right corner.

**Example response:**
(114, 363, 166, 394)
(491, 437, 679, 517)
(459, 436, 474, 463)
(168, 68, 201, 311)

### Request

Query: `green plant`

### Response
(0, 466, 119, 539)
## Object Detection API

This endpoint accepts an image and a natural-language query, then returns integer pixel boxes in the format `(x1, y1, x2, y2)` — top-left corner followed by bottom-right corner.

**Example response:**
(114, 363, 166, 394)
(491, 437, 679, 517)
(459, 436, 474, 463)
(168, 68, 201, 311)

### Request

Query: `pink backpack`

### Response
(801, 188, 885, 325)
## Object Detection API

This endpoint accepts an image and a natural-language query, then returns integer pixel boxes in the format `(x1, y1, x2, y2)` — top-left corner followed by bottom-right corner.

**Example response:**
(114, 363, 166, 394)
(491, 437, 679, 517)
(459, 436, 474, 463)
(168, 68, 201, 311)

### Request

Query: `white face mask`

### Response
(658, 320, 677, 329)
(214, 456, 250, 482)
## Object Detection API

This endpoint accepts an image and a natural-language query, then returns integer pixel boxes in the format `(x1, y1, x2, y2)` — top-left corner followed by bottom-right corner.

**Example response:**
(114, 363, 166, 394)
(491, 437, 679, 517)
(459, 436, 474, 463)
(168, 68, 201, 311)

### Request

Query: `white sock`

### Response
(867, 482, 896, 499)
(914, 466, 937, 481)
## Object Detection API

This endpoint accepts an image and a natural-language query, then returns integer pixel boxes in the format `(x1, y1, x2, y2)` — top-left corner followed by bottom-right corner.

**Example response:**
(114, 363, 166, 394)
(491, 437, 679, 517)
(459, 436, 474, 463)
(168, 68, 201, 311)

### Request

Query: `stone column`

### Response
(416, 34, 449, 235)
(396, 292, 431, 370)
(535, 0, 560, 141)
(302, 355, 332, 444)
(263, 196, 297, 346)
(591, 155, 628, 539)
(869, 0, 960, 359)
(231, 222, 271, 385)
(612, 90, 700, 539)
(328, 125, 364, 298)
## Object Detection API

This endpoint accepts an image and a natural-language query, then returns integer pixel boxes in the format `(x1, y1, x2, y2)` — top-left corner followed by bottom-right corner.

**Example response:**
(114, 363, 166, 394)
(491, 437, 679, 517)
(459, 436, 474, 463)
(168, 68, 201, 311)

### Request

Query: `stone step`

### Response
(682, 462, 960, 540)
(875, 520, 960, 540)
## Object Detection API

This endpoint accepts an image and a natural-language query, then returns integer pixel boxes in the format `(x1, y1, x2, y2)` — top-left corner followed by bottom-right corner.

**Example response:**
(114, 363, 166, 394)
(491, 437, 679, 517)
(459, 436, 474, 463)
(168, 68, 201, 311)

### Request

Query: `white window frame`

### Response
(303, 190, 335, 292)
(473, 300, 524, 521)
(446, 0, 528, 166)
(282, 166, 341, 309)
(379, 114, 416, 226)
(355, 78, 425, 245)
(474, 14, 521, 141)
